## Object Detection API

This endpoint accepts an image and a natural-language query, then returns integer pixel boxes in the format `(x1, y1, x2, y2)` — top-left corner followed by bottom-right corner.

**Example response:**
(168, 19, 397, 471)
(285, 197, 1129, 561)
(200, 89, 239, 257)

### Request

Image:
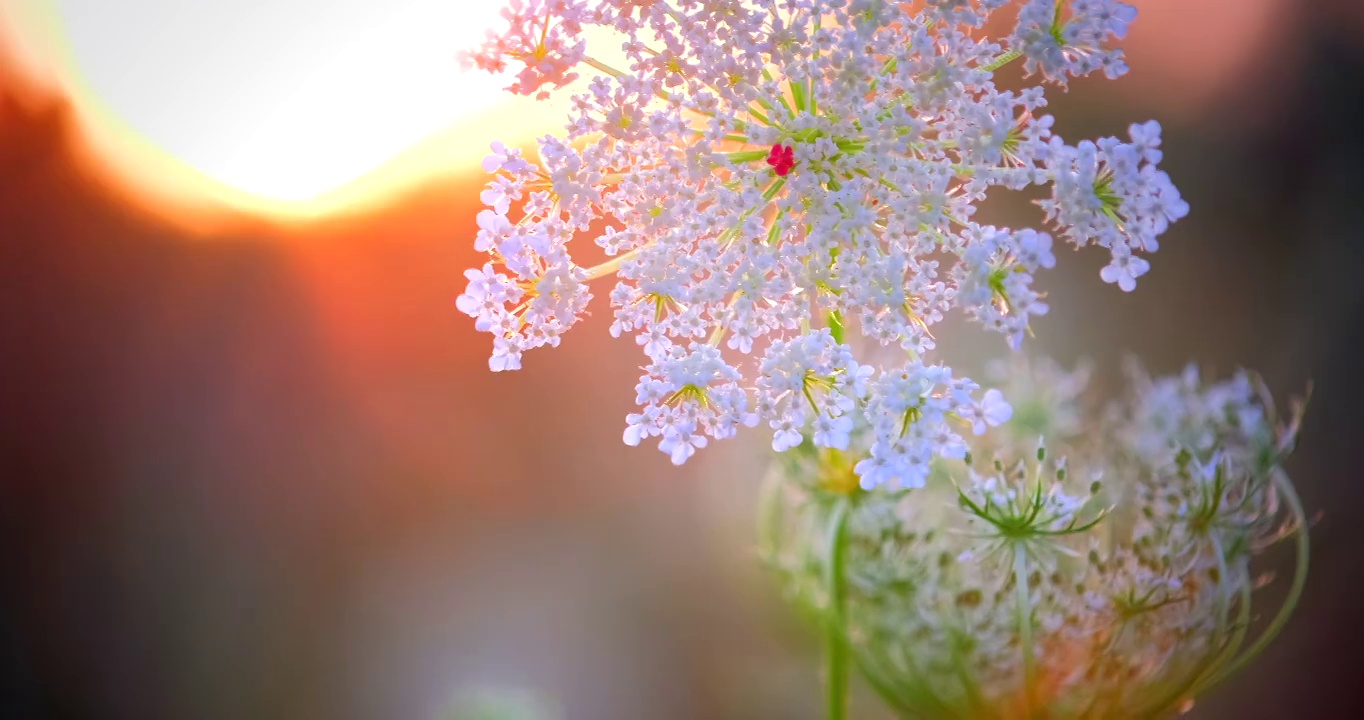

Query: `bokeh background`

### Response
(3, 1, 1364, 718)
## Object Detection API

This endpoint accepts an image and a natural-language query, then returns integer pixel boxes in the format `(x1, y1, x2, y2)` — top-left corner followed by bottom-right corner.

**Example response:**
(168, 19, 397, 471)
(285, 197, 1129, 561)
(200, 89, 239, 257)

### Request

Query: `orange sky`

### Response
(3, 32, 722, 524)
(0, 0, 585, 228)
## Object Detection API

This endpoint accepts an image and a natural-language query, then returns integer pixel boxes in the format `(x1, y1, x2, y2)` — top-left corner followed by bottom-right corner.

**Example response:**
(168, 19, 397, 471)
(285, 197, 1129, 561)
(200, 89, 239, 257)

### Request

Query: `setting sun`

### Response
(53, 0, 517, 202)
(0, 0, 571, 217)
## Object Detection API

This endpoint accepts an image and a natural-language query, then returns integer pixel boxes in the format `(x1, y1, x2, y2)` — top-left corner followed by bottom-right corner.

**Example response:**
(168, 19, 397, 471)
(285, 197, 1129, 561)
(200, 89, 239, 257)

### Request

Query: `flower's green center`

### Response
(667, 383, 710, 408)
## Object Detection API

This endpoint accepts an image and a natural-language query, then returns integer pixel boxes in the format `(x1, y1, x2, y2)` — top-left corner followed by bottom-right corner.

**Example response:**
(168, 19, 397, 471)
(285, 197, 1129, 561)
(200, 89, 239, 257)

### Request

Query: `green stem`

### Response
(980, 49, 1023, 73)
(581, 55, 628, 79)
(581, 246, 644, 280)
(827, 310, 846, 344)
(726, 149, 772, 163)
(1201, 470, 1310, 689)
(824, 498, 851, 720)
(1135, 534, 1241, 718)
(809, 15, 821, 116)
(1013, 542, 1036, 716)
(790, 76, 808, 113)
(1141, 470, 1310, 716)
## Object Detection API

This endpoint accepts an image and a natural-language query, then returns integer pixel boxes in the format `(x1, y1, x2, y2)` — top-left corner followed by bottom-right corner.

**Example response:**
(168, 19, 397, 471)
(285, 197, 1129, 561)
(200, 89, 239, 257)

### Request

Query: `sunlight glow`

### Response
(50, 0, 515, 202)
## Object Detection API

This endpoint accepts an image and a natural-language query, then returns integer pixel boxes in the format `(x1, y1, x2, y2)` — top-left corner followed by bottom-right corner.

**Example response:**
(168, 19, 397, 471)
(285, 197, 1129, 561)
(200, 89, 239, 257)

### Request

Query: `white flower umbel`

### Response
(762, 360, 1309, 718)
(457, 1, 1187, 486)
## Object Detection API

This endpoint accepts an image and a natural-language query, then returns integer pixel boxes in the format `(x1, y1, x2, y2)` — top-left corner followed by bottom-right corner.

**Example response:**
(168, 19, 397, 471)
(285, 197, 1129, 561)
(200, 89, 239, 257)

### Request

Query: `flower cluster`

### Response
(457, 0, 1186, 486)
(763, 359, 1308, 718)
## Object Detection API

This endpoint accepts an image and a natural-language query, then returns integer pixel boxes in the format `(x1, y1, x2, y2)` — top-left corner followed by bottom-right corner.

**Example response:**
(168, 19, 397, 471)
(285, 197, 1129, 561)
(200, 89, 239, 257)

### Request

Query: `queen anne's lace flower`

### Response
(456, 0, 1184, 485)
(763, 360, 1308, 717)
(1014, 0, 1138, 83)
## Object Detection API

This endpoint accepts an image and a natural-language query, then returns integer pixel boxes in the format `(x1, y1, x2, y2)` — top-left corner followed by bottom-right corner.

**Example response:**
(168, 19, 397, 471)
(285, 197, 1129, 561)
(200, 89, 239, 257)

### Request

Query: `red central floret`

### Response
(766, 143, 795, 176)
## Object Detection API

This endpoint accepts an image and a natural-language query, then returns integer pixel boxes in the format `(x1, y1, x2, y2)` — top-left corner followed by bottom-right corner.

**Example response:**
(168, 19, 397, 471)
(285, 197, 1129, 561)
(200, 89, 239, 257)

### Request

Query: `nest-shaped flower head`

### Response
(762, 358, 1309, 718)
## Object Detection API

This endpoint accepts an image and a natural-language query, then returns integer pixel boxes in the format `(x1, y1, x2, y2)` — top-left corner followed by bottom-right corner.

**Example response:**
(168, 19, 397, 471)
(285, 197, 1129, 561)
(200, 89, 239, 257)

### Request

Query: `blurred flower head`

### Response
(763, 358, 1308, 718)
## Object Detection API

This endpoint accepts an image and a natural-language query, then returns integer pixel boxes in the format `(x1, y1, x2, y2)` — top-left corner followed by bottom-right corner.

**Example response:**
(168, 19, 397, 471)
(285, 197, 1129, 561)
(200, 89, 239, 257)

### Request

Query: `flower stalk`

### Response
(823, 497, 851, 720)
(1013, 542, 1037, 715)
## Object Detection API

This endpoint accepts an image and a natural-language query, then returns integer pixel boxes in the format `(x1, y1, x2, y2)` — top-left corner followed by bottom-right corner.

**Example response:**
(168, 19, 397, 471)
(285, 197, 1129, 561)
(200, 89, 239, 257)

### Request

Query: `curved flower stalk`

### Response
(456, 0, 1187, 488)
(761, 359, 1309, 718)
